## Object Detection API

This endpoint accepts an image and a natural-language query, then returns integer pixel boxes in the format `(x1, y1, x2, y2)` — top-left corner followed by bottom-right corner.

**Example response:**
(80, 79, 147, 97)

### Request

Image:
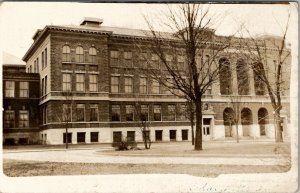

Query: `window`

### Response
(29, 65, 32, 73)
(182, 129, 188, 140)
(151, 79, 160, 94)
(163, 78, 173, 94)
(34, 60, 37, 73)
(36, 58, 39, 72)
(167, 105, 176, 121)
(153, 105, 161, 121)
(110, 51, 119, 66)
(139, 77, 147, 94)
(178, 104, 187, 121)
(124, 51, 133, 67)
(41, 78, 44, 96)
(170, 130, 177, 141)
(111, 105, 121, 121)
(77, 132, 86, 143)
(19, 82, 29, 98)
(19, 110, 29, 128)
(42, 105, 48, 124)
(5, 81, 15, 97)
(90, 104, 98, 122)
(89, 47, 97, 63)
(204, 86, 212, 95)
(236, 59, 250, 95)
(42, 51, 45, 69)
(76, 104, 85, 122)
(89, 74, 98, 92)
(124, 77, 133, 93)
(140, 52, 147, 68)
(63, 133, 72, 144)
(62, 45, 71, 62)
(62, 73, 71, 91)
(76, 74, 85, 91)
(166, 54, 172, 66)
(63, 104, 72, 122)
(127, 131, 135, 142)
(45, 48, 47, 67)
(90, 132, 99, 142)
(44, 76, 47, 95)
(140, 105, 149, 121)
(113, 131, 122, 143)
(111, 76, 119, 93)
(75, 46, 84, 63)
(89, 65, 98, 72)
(4, 111, 15, 128)
(155, 130, 163, 141)
(151, 54, 159, 69)
(125, 105, 134, 121)
(177, 55, 185, 70)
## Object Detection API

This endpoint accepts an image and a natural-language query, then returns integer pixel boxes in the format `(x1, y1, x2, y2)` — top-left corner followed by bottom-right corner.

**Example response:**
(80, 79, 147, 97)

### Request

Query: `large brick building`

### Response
(7, 17, 290, 145)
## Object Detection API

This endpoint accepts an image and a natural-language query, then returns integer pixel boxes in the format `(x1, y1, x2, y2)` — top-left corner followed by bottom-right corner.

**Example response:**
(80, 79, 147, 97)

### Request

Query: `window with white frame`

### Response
(178, 104, 187, 121)
(19, 110, 29, 128)
(124, 51, 133, 67)
(110, 51, 119, 66)
(89, 74, 98, 92)
(89, 47, 97, 63)
(76, 104, 85, 122)
(111, 105, 121, 121)
(75, 46, 84, 63)
(4, 111, 15, 128)
(63, 104, 72, 122)
(90, 104, 98, 121)
(139, 77, 147, 94)
(167, 105, 176, 121)
(140, 52, 147, 68)
(111, 76, 119, 93)
(76, 74, 85, 92)
(140, 105, 149, 121)
(153, 105, 161, 121)
(19, 82, 29, 98)
(124, 76, 133, 93)
(151, 54, 159, 69)
(5, 81, 15, 97)
(125, 105, 134, 121)
(151, 79, 160, 94)
(62, 45, 71, 62)
(62, 73, 71, 91)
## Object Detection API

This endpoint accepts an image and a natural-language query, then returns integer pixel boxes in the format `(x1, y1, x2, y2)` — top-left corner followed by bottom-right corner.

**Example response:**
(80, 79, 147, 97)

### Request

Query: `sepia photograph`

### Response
(0, 2, 298, 192)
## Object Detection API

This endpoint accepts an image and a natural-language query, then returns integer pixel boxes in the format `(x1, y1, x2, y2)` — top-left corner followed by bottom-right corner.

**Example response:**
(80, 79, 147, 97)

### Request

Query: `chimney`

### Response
(80, 17, 103, 27)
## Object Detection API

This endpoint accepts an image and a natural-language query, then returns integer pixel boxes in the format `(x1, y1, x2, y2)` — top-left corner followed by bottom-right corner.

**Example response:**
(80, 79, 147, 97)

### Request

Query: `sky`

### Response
(0, 2, 297, 59)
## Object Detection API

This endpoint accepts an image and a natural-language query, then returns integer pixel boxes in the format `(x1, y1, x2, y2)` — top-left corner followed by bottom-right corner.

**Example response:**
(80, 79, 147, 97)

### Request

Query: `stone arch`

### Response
(236, 59, 250, 95)
(241, 108, 253, 136)
(219, 58, 232, 95)
(258, 108, 269, 136)
(223, 107, 234, 137)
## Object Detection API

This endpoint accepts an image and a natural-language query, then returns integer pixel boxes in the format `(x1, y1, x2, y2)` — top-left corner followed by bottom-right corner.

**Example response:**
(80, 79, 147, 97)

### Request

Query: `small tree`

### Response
(134, 101, 151, 149)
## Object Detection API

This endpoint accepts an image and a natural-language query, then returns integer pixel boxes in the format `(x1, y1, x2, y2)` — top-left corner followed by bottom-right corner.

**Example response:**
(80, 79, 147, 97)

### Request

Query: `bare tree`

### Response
(141, 4, 233, 150)
(237, 13, 291, 142)
(56, 91, 74, 149)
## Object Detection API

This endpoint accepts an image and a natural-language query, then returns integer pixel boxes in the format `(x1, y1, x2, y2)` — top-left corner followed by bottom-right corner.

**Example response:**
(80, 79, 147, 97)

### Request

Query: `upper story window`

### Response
(89, 74, 98, 92)
(90, 104, 99, 122)
(166, 55, 173, 66)
(42, 51, 45, 69)
(140, 105, 149, 121)
(76, 74, 85, 92)
(140, 52, 147, 68)
(153, 105, 162, 121)
(124, 51, 133, 67)
(124, 76, 133, 93)
(151, 79, 160, 94)
(19, 82, 29, 98)
(110, 51, 119, 66)
(111, 105, 121, 121)
(19, 110, 29, 128)
(167, 105, 176, 121)
(151, 54, 160, 69)
(178, 104, 187, 121)
(75, 46, 84, 63)
(139, 77, 147, 94)
(177, 55, 185, 70)
(89, 47, 97, 63)
(5, 81, 15, 97)
(111, 76, 119, 93)
(125, 105, 134, 121)
(63, 104, 72, 122)
(4, 110, 15, 128)
(62, 45, 71, 62)
(76, 104, 85, 122)
(45, 48, 48, 67)
(62, 73, 71, 91)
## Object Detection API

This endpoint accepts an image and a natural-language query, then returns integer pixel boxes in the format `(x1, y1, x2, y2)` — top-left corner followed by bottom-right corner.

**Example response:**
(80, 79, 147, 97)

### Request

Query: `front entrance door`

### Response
(203, 118, 211, 140)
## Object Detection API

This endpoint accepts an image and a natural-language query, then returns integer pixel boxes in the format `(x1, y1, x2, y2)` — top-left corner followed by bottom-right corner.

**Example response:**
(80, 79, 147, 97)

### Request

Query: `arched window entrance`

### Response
(258, 108, 268, 136)
(219, 58, 232, 95)
(223, 108, 234, 137)
(241, 108, 253, 136)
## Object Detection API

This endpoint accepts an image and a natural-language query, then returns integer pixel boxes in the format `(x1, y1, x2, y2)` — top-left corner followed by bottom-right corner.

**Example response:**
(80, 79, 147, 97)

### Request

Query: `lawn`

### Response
(3, 159, 291, 177)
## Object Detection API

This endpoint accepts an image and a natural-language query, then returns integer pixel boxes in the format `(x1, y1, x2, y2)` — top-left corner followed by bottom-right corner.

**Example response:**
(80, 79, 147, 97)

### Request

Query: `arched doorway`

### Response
(236, 59, 250, 95)
(258, 108, 268, 136)
(223, 108, 234, 137)
(219, 58, 232, 95)
(241, 108, 253, 136)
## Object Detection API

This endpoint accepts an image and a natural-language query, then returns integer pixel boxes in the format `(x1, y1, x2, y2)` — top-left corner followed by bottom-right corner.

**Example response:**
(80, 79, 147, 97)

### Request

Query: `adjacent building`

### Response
(3, 17, 291, 145)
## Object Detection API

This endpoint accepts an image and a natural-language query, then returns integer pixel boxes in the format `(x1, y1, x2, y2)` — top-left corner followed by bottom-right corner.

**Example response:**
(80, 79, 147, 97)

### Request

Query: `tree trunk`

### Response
(275, 111, 283, 142)
(191, 111, 195, 145)
(194, 99, 203, 150)
(235, 124, 239, 143)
